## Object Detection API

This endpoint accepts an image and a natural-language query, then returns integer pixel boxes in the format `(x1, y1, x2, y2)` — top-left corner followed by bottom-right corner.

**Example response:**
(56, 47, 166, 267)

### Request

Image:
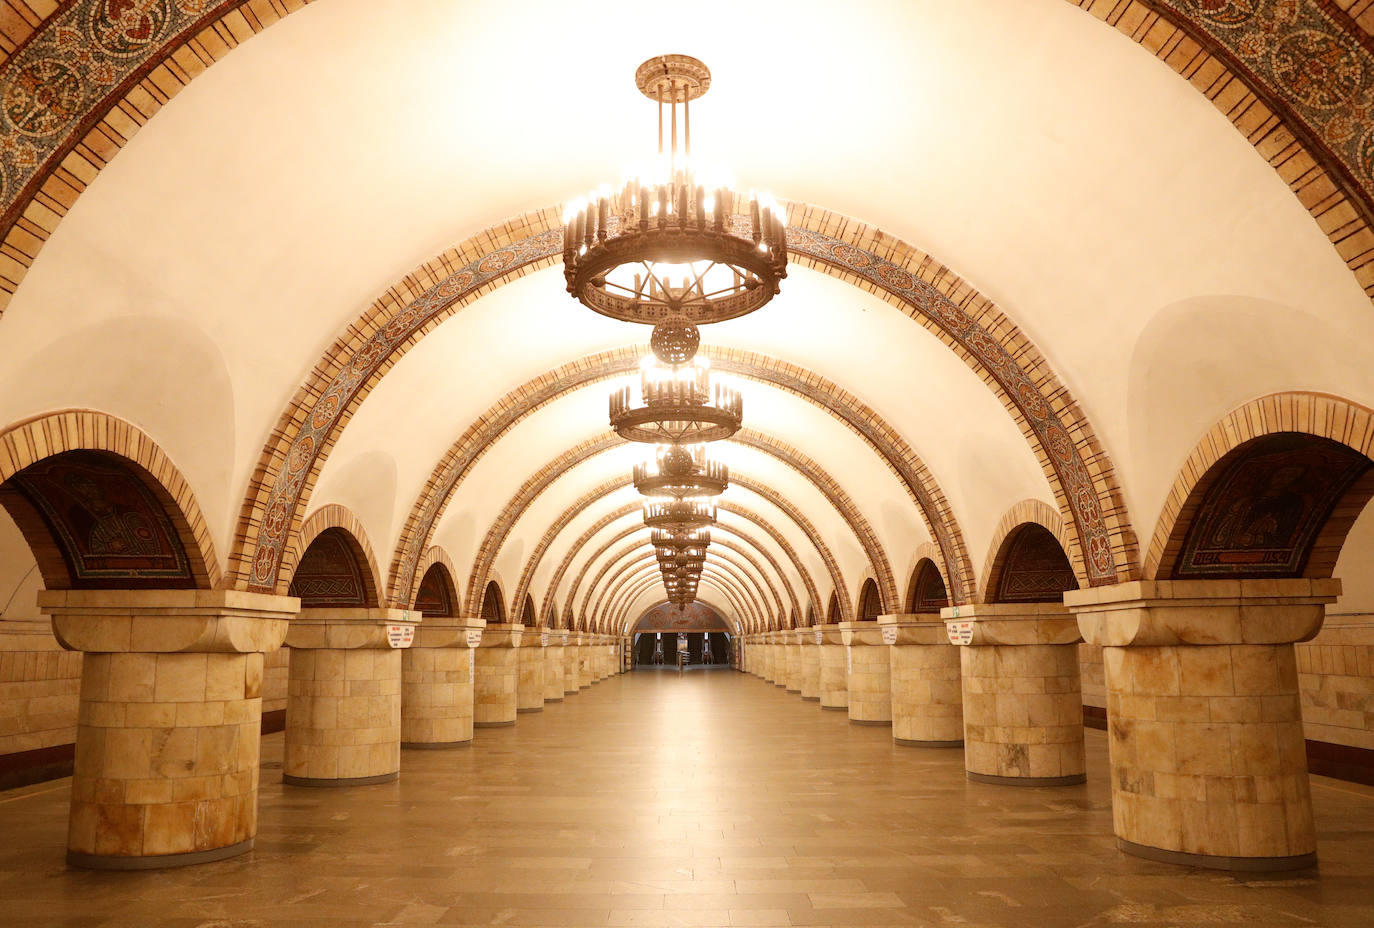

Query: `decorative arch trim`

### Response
(979, 498, 1078, 604)
(293, 503, 383, 608)
(413, 545, 460, 616)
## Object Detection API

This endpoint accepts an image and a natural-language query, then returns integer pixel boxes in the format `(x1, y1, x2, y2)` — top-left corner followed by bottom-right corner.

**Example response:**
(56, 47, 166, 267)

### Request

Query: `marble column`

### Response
(473, 623, 524, 727)
(784, 629, 802, 694)
(1067, 579, 1339, 871)
(880, 614, 962, 747)
(944, 603, 1084, 786)
(40, 590, 297, 870)
(800, 625, 821, 701)
(564, 632, 582, 696)
(577, 634, 594, 689)
(283, 607, 419, 787)
(516, 628, 545, 713)
(543, 630, 566, 702)
(766, 631, 781, 685)
(840, 621, 892, 725)
(818, 623, 848, 711)
(401, 616, 484, 748)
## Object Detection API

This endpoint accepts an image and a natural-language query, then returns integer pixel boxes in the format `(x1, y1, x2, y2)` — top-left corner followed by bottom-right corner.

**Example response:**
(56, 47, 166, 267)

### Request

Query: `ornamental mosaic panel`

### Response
(994, 524, 1079, 603)
(6, 449, 194, 586)
(479, 581, 504, 622)
(414, 562, 455, 617)
(909, 559, 949, 614)
(1174, 432, 1371, 577)
(858, 578, 882, 621)
(635, 602, 728, 632)
(288, 527, 366, 607)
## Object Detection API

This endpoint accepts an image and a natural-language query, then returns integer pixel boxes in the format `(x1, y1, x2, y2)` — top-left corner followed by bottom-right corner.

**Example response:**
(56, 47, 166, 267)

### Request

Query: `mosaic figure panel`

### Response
(1174, 433, 1371, 578)
(5, 449, 193, 587)
(634, 602, 728, 633)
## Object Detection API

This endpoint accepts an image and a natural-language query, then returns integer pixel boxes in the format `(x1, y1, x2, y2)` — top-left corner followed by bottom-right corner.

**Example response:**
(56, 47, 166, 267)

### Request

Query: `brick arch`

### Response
(857, 577, 882, 621)
(826, 590, 842, 624)
(1146, 392, 1374, 580)
(1, 1, 1369, 320)
(464, 433, 882, 625)
(980, 500, 1081, 605)
(609, 563, 759, 634)
(292, 504, 383, 608)
(413, 545, 460, 616)
(583, 543, 770, 634)
(905, 546, 950, 615)
(518, 593, 536, 627)
(0, 409, 220, 589)
(387, 347, 973, 608)
(479, 577, 506, 623)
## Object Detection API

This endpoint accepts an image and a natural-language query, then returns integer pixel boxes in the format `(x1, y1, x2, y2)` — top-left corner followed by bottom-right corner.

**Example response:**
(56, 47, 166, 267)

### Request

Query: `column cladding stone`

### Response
(818, 623, 848, 710)
(401, 616, 484, 747)
(564, 633, 582, 696)
(543, 630, 566, 702)
(473, 623, 523, 727)
(784, 629, 802, 693)
(516, 629, 545, 713)
(840, 621, 892, 725)
(41, 590, 298, 870)
(880, 614, 962, 746)
(1067, 579, 1340, 871)
(283, 608, 419, 786)
(944, 603, 1085, 786)
(800, 626, 821, 700)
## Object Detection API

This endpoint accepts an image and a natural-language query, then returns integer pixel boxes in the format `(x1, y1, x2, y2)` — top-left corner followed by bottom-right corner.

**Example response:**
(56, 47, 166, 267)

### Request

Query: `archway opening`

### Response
(906, 558, 949, 614)
(988, 524, 1078, 604)
(288, 527, 379, 608)
(414, 562, 457, 618)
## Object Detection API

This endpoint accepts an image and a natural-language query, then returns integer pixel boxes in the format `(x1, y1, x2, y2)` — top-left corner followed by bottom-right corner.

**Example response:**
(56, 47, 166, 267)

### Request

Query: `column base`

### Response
(821, 704, 847, 711)
(517, 706, 544, 713)
(966, 771, 1085, 787)
(67, 838, 254, 871)
(473, 719, 516, 728)
(802, 696, 819, 702)
(545, 696, 564, 703)
(785, 688, 800, 694)
(283, 771, 399, 788)
(401, 740, 471, 750)
(849, 718, 892, 727)
(894, 737, 963, 748)
(1116, 838, 1317, 873)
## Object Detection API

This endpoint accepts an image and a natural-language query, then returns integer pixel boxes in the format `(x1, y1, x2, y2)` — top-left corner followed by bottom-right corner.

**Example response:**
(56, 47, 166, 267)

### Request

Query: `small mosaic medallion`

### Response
(88, 0, 173, 58)
(3, 58, 85, 138)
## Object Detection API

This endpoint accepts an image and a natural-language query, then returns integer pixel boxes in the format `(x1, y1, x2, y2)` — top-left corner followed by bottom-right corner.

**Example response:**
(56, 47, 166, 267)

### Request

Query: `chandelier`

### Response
(563, 55, 787, 326)
(609, 324, 741, 444)
(633, 443, 728, 498)
(643, 498, 716, 530)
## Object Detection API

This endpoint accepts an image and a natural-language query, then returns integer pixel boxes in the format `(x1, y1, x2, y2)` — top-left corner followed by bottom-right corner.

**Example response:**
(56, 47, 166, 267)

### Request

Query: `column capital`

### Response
(877, 613, 949, 646)
(1064, 578, 1341, 647)
(476, 622, 525, 648)
(837, 621, 886, 646)
(39, 588, 299, 654)
(285, 607, 419, 650)
(816, 623, 846, 645)
(938, 602, 1079, 646)
(413, 616, 485, 649)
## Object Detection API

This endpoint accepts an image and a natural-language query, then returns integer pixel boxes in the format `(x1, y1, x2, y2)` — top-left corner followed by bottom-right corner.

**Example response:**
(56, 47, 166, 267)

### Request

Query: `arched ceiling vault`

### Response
(1, 0, 1371, 629)
(604, 560, 761, 632)
(615, 567, 759, 634)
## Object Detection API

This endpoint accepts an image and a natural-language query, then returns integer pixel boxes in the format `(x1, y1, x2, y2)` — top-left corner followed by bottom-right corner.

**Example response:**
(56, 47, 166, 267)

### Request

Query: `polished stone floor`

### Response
(1, 666, 1373, 927)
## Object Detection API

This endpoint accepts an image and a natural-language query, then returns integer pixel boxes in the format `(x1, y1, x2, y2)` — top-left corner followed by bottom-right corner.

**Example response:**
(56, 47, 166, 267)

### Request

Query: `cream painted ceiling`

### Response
(1, 0, 1372, 630)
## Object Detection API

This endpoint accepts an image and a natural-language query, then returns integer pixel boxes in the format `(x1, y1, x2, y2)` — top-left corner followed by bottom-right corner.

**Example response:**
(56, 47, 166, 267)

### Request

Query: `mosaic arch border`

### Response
(588, 548, 770, 633)
(1146, 390, 1374, 579)
(0, 408, 220, 588)
(539, 490, 832, 632)
(388, 346, 973, 609)
(413, 545, 460, 616)
(0, 0, 1370, 312)
(292, 502, 383, 609)
(216, 203, 1130, 604)
(978, 498, 1079, 604)
(588, 539, 788, 629)
(538, 501, 810, 637)
(462, 431, 885, 624)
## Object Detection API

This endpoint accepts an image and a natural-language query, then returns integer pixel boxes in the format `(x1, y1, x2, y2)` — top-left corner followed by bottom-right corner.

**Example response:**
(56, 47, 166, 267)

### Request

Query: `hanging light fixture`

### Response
(609, 325, 741, 444)
(634, 443, 728, 498)
(643, 498, 717, 530)
(563, 55, 787, 326)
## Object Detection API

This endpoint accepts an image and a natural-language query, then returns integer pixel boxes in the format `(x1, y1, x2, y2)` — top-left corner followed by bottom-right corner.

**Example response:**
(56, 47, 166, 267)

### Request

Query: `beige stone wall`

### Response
(1297, 616, 1374, 751)
(262, 647, 289, 715)
(0, 620, 81, 755)
(1079, 643, 1106, 709)
(285, 648, 402, 782)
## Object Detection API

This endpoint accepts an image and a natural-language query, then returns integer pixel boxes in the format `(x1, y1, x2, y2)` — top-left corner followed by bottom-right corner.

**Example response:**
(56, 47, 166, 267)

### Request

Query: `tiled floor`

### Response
(1, 666, 1373, 927)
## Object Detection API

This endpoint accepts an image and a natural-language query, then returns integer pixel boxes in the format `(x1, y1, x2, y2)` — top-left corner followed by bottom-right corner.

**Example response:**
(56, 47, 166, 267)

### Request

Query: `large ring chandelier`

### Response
(643, 498, 716, 531)
(563, 55, 787, 326)
(634, 443, 728, 498)
(609, 324, 741, 444)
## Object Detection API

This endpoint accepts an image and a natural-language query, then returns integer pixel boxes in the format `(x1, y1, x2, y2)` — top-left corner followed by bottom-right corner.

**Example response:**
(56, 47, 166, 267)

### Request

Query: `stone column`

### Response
(800, 625, 821, 701)
(401, 616, 484, 748)
(764, 631, 780, 685)
(784, 629, 802, 693)
(283, 608, 419, 787)
(840, 621, 892, 725)
(517, 628, 545, 713)
(564, 632, 582, 695)
(577, 634, 594, 689)
(944, 603, 1084, 786)
(473, 623, 524, 727)
(818, 623, 848, 711)
(543, 630, 566, 702)
(1066, 579, 1339, 871)
(881, 614, 962, 747)
(39, 590, 297, 870)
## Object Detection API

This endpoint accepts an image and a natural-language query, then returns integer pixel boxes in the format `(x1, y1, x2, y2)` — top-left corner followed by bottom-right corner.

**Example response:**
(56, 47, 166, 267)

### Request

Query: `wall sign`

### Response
(881, 626, 897, 645)
(813, 629, 823, 645)
(386, 624, 415, 648)
(466, 630, 482, 648)
(540, 633, 549, 647)
(947, 620, 974, 646)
